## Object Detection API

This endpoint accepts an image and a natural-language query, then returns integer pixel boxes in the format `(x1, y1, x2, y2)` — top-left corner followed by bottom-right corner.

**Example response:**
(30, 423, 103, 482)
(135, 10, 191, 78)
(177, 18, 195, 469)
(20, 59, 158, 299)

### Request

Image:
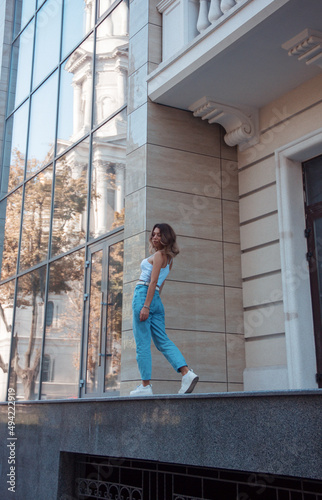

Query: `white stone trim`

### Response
(244, 366, 289, 391)
(275, 128, 322, 390)
(189, 96, 259, 150)
(148, 0, 290, 101)
(282, 29, 322, 70)
(157, 0, 177, 14)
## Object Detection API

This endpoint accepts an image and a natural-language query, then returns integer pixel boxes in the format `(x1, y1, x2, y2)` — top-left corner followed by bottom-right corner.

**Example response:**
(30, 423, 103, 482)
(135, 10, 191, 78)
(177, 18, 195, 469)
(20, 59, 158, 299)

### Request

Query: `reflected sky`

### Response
(1, 101, 29, 193)
(9, 20, 34, 112)
(62, 0, 93, 60)
(32, 0, 62, 89)
(15, 0, 37, 35)
(27, 71, 58, 174)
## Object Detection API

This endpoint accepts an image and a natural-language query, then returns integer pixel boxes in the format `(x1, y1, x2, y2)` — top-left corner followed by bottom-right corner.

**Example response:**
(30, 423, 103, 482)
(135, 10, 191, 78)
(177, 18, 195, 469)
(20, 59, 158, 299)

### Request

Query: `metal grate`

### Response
(76, 478, 142, 500)
(67, 454, 322, 500)
(173, 496, 206, 500)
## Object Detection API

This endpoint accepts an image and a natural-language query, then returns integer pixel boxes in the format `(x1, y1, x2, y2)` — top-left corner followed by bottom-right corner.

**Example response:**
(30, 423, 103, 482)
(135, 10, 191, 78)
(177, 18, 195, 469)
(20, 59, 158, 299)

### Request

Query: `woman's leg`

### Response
(150, 298, 187, 372)
(132, 287, 153, 381)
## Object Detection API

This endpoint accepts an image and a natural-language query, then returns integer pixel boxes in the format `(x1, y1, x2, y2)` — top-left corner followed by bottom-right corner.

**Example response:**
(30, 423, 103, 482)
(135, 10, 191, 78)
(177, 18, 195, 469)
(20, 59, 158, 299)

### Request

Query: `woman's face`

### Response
(152, 227, 162, 250)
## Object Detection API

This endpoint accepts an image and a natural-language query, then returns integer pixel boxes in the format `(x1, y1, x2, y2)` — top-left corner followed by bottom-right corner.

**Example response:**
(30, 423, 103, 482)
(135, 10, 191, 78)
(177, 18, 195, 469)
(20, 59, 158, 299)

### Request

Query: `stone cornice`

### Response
(156, 0, 177, 14)
(189, 96, 259, 150)
(282, 29, 322, 69)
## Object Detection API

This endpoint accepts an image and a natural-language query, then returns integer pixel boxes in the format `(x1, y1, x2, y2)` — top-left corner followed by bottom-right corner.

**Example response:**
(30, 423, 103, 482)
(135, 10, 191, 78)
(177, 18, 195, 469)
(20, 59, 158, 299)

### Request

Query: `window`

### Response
(0, 0, 128, 401)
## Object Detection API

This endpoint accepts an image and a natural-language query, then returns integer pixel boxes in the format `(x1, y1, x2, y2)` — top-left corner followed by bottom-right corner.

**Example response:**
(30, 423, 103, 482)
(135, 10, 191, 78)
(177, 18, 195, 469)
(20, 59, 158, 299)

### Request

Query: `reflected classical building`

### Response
(0, 0, 127, 401)
(0, 0, 322, 499)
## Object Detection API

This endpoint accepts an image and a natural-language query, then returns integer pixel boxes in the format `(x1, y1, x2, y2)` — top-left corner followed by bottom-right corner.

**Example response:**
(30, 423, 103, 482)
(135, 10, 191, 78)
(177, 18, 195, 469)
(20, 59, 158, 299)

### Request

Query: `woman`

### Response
(130, 223, 199, 396)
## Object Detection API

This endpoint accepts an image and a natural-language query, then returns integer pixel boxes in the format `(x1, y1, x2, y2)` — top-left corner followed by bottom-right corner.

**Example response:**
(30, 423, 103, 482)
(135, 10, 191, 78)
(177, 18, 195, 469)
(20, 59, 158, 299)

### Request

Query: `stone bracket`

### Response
(189, 96, 259, 151)
(282, 29, 322, 69)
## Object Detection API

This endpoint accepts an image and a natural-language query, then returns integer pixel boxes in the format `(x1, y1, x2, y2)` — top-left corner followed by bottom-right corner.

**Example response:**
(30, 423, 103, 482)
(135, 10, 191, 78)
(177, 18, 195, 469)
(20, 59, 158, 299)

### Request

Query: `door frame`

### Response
(275, 128, 322, 390)
(81, 231, 124, 398)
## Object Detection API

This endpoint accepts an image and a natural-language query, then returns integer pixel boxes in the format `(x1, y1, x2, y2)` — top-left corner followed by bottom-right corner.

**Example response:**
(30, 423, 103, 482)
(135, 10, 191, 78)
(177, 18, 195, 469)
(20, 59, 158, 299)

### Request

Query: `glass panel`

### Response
(8, 20, 34, 113)
(305, 156, 322, 206)
(86, 249, 103, 394)
(51, 140, 89, 256)
(0, 188, 23, 281)
(32, 0, 62, 89)
(0, 280, 15, 400)
(1, 101, 29, 196)
(98, 0, 121, 20)
(93, 3, 128, 126)
(10, 266, 46, 400)
(105, 240, 123, 393)
(89, 112, 126, 239)
(14, 0, 36, 35)
(19, 166, 53, 271)
(57, 34, 94, 155)
(41, 249, 85, 399)
(27, 71, 58, 176)
(61, 0, 94, 60)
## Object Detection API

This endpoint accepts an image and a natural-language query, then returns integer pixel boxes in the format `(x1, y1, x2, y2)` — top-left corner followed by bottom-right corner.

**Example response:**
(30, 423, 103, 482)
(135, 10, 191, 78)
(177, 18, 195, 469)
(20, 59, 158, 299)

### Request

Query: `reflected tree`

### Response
(10, 267, 45, 400)
(105, 238, 123, 390)
(52, 156, 88, 255)
(5, 149, 88, 399)
(2, 145, 124, 399)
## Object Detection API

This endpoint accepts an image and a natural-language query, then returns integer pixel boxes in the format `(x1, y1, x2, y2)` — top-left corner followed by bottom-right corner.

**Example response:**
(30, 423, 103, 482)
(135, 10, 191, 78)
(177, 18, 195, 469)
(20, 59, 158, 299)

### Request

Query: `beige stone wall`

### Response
(121, 0, 245, 395)
(238, 73, 322, 390)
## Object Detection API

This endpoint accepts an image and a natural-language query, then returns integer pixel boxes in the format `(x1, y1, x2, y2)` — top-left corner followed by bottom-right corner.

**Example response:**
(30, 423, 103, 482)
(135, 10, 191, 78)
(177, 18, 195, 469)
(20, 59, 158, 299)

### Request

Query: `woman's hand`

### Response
(140, 307, 150, 321)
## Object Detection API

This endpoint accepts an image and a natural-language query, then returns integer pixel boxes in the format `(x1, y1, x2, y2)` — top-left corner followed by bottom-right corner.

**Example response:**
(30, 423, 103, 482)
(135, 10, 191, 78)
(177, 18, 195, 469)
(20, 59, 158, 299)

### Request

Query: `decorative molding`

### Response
(282, 29, 322, 69)
(189, 96, 259, 150)
(157, 0, 177, 14)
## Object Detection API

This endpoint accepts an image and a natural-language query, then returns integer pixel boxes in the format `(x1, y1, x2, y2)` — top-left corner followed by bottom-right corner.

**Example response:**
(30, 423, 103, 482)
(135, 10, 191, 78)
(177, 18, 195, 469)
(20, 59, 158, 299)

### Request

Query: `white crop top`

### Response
(139, 257, 170, 287)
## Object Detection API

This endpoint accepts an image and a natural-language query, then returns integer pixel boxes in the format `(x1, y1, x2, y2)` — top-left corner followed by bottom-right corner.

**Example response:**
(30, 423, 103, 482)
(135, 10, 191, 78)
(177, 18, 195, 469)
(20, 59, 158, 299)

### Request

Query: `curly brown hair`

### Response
(148, 223, 180, 263)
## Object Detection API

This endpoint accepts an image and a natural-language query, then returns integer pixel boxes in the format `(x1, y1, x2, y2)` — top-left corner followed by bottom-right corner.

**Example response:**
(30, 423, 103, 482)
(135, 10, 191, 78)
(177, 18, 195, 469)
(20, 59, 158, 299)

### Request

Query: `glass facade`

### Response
(0, 0, 128, 401)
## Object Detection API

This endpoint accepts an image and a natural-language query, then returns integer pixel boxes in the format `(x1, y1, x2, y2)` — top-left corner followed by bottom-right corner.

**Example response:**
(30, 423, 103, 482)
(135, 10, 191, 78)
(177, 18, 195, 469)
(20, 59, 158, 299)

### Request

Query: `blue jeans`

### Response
(132, 285, 187, 380)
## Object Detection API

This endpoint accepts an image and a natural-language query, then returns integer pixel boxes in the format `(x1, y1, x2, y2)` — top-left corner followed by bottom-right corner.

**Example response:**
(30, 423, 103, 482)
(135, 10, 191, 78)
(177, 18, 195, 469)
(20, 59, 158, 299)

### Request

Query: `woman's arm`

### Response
(139, 251, 164, 321)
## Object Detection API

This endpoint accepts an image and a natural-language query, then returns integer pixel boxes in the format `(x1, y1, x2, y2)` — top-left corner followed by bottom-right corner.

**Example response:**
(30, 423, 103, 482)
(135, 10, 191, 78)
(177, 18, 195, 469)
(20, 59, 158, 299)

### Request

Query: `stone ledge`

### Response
(0, 388, 320, 405)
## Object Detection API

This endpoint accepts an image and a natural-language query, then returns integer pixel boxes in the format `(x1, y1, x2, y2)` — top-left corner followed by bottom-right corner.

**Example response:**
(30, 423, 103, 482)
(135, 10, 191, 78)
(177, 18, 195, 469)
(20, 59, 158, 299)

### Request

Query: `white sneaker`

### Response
(130, 384, 153, 396)
(178, 369, 199, 394)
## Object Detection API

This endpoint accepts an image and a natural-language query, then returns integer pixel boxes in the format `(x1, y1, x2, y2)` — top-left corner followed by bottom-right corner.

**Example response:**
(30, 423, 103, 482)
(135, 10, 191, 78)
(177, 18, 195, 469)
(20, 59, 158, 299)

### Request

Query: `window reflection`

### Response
(0, 188, 23, 281)
(8, 21, 34, 113)
(61, 0, 94, 60)
(90, 112, 126, 239)
(10, 266, 46, 400)
(57, 34, 94, 155)
(0, 280, 15, 400)
(41, 249, 85, 399)
(32, 0, 62, 89)
(27, 71, 58, 176)
(93, 2, 128, 126)
(1, 101, 29, 196)
(19, 166, 53, 271)
(51, 140, 89, 256)
(86, 249, 103, 394)
(105, 240, 123, 393)
(14, 0, 36, 35)
(98, 0, 120, 19)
